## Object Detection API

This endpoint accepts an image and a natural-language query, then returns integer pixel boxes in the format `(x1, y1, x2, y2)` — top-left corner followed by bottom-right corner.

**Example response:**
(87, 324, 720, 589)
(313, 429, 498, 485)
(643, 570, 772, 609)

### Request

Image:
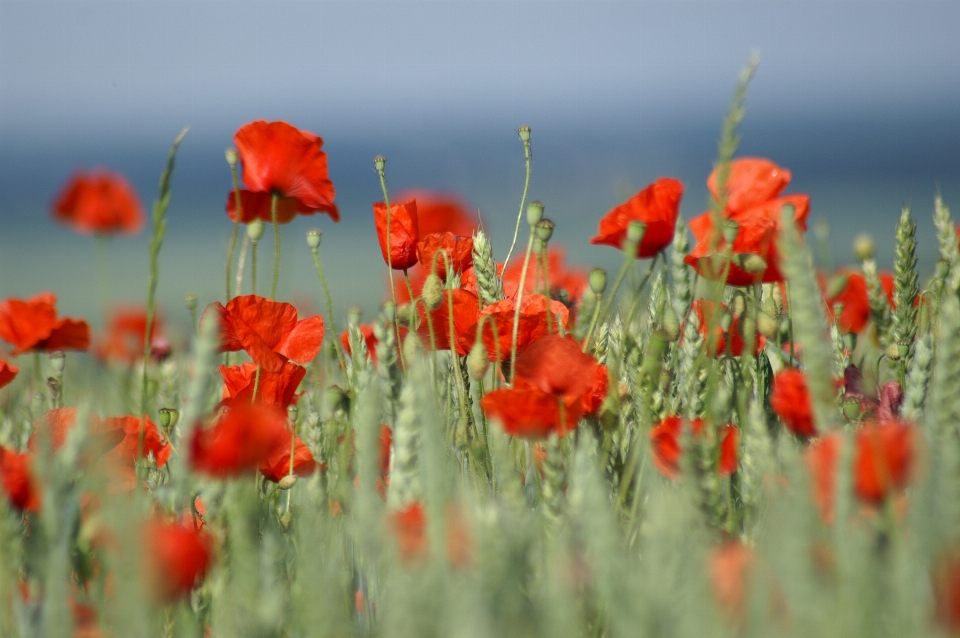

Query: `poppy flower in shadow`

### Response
(477, 295, 569, 362)
(417, 232, 474, 279)
(513, 334, 598, 400)
(649, 416, 738, 480)
(210, 295, 325, 372)
(822, 269, 894, 334)
(145, 520, 215, 603)
(591, 178, 684, 258)
(232, 120, 338, 221)
(0, 293, 90, 355)
(0, 446, 41, 512)
(219, 361, 306, 409)
(374, 199, 420, 271)
(770, 368, 816, 438)
(0, 360, 17, 388)
(51, 169, 145, 235)
(95, 306, 163, 364)
(259, 435, 317, 483)
(225, 190, 326, 224)
(685, 158, 810, 286)
(416, 289, 480, 357)
(480, 378, 583, 439)
(30, 408, 125, 459)
(580, 364, 609, 418)
(190, 401, 290, 478)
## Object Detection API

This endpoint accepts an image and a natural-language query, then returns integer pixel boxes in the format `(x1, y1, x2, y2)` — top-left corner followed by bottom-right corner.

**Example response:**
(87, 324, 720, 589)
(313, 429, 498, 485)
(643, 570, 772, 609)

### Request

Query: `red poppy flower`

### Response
(189, 402, 291, 477)
(416, 289, 480, 356)
(388, 501, 473, 568)
(145, 520, 215, 602)
(581, 364, 609, 417)
(0, 446, 41, 512)
(374, 199, 420, 271)
(0, 293, 90, 355)
(499, 246, 589, 306)
(212, 295, 325, 372)
(822, 269, 894, 334)
(513, 334, 599, 401)
(853, 419, 913, 504)
(591, 178, 684, 258)
(934, 548, 960, 632)
(95, 306, 163, 364)
(29, 408, 125, 458)
(225, 190, 324, 224)
(259, 435, 317, 483)
(480, 378, 583, 439)
(396, 190, 479, 237)
(51, 169, 145, 235)
(709, 542, 755, 620)
(770, 369, 816, 438)
(219, 361, 305, 409)
(685, 158, 810, 286)
(649, 416, 738, 480)
(105, 415, 172, 468)
(380, 425, 393, 477)
(0, 360, 17, 388)
(689, 299, 764, 358)
(805, 432, 841, 523)
(232, 120, 339, 221)
(417, 232, 474, 279)
(477, 295, 569, 362)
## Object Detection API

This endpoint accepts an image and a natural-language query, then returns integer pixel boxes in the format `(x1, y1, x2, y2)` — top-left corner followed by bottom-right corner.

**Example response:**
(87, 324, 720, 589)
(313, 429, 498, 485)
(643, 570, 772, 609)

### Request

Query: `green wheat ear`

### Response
(891, 207, 919, 365)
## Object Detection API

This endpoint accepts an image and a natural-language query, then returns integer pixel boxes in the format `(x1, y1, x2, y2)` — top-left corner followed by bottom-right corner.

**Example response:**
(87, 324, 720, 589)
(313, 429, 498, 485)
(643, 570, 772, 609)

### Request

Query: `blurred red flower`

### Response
(770, 369, 816, 437)
(477, 294, 569, 362)
(51, 169, 145, 235)
(232, 120, 338, 221)
(259, 435, 317, 483)
(0, 360, 17, 388)
(417, 232, 474, 279)
(495, 246, 589, 309)
(513, 334, 599, 401)
(95, 306, 163, 364)
(0, 293, 90, 355)
(388, 501, 473, 568)
(481, 378, 583, 439)
(211, 295, 325, 372)
(374, 199, 420, 271)
(934, 547, 960, 632)
(225, 190, 325, 224)
(709, 542, 755, 620)
(580, 364, 609, 418)
(219, 361, 305, 409)
(822, 269, 894, 334)
(145, 520, 215, 602)
(649, 416, 738, 480)
(0, 446, 41, 512)
(416, 289, 480, 356)
(105, 415, 171, 468)
(853, 419, 913, 504)
(340, 324, 408, 366)
(689, 299, 764, 358)
(591, 178, 684, 258)
(396, 190, 479, 237)
(685, 158, 810, 286)
(30, 408, 125, 458)
(190, 402, 291, 477)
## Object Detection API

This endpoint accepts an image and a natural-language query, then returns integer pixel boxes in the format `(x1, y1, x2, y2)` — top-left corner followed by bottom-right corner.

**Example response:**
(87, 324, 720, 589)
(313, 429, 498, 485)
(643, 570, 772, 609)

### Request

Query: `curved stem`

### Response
(508, 231, 537, 383)
(502, 136, 532, 271)
(312, 247, 346, 372)
(583, 250, 635, 350)
(270, 193, 281, 300)
(226, 162, 243, 301)
(377, 167, 398, 308)
(251, 240, 259, 296)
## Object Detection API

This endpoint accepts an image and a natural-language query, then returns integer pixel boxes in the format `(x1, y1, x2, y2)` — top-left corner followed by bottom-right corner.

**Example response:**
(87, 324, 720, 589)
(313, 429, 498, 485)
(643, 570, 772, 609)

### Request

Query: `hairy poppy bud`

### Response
(721, 220, 739, 244)
(625, 220, 646, 247)
(853, 233, 875, 262)
(422, 274, 444, 310)
(757, 311, 779, 339)
(279, 475, 298, 490)
(661, 306, 680, 341)
(225, 148, 238, 167)
(306, 228, 322, 250)
(466, 341, 490, 380)
(589, 268, 607, 295)
(885, 341, 901, 361)
(287, 404, 299, 423)
(739, 253, 767, 275)
(347, 306, 363, 329)
(158, 408, 179, 432)
(374, 156, 386, 172)
(401, 333, 421, 363)
(247, 219, 265, 241)
(526, 201, 544, 227)
(395, 304, 417, 328)
(730, 292, 746, 318)
(381, 300, 397, 323)
(842, 397, 862, 421)
(518, 125, 531, 143)
(535, 218, 555, 244)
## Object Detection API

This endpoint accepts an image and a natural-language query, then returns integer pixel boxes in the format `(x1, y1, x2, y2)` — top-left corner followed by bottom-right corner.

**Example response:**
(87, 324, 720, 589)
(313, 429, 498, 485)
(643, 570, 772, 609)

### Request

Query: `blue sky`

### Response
(2, 1, 959, 320)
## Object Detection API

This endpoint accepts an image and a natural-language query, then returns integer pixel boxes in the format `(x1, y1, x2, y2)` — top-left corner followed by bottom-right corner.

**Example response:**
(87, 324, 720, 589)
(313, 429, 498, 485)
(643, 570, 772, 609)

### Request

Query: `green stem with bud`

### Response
(270, 192, 281, 300)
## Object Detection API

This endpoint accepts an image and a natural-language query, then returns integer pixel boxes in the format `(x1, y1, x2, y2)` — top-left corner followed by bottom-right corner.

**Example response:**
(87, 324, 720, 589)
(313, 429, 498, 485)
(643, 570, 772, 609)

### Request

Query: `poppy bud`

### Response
(402, 332, 423, 363)
(535, 218, 555, 244)
(49, 351, 65, 375)
(832, 302, 845, 321)
(739, 253, 767, 275)
(225, 148, 238, 167)
(184, 293, 198, 312)
(395, 304, 417, 328)
(518, 125, 531, 143)
(247, 219, 265, 241)
(719, 311, 733, 333)
(422, 274, 444, 310)
(374, 156, 386, 172)
(347, 306, 363, 329)
(853, 233, 875, 262)
(279, 475, 298, 490)
(625, 221, 646, 247)
(382, 300, 397, 323)
(885, 341, 901, 361)
(842, 397, 862, 421)
(158, 408, 179, 432)
(589, 268, 607, 295)
(306, 228, 322, 250)
(730, 292, 746, 318)
(721, 220, 739, 244)
(526, 201, 544, 227)
(287, 404, 299, 423)
(661, 306, 680, 340)
(757, 311, 779, 339)
(466, 341, 490, 380)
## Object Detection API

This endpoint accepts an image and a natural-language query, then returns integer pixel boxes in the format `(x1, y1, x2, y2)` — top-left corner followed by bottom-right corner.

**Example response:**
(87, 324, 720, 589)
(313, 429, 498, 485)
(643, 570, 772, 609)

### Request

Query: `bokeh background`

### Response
(2, 0, 960, 330)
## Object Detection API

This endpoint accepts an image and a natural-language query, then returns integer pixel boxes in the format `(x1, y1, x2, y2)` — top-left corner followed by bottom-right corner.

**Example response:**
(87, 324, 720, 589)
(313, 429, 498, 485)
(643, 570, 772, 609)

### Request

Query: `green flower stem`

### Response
(251, 238, 259, 296)
(377, 165, 398, 309)
(311, 246, 346, 372)
(226, 161, 243, 301)
(624, 254, 661, 327)
(538, 248, 553, 334)
(583, 247, 635, 350)
(502, 131, 532, 273)
(508, 230, 537, 383)
(235, 234, 250, 295)
(270, 193, 281, 300)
